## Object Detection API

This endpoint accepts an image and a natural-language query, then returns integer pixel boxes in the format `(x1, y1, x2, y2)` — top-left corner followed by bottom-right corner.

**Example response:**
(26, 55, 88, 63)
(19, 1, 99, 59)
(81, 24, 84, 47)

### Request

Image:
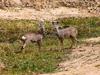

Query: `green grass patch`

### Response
(0, 17, 99, 74)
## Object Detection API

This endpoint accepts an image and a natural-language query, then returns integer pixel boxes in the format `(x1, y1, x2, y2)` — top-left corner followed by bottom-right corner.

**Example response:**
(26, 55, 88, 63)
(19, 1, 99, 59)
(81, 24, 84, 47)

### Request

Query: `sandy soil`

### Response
(0, 7, 99, 20)
(39, 37, 100, 75)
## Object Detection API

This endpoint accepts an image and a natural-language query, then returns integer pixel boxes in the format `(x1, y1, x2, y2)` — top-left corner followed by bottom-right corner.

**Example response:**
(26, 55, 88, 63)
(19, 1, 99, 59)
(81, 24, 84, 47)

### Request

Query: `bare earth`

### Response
(40, 37, 100, 75)
(0, 7, 99, 20)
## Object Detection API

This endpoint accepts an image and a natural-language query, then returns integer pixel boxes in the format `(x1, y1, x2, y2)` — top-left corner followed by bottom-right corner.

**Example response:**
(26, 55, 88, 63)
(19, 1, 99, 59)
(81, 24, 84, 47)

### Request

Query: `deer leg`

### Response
(21, 40, 30, 50)
(70, 36, 77, 49)
(59, 38, 64, 50)
(37, 40, 42, 50)
(74, 37, 78, 47)
(70, 36, 75, 49)
(21, 43, 26, 50)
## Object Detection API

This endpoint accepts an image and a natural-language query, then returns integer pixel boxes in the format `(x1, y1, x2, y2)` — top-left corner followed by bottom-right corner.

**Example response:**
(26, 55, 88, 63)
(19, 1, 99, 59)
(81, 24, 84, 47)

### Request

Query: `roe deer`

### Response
(21, 21, 45, 51)
(52, 21, 78, 49)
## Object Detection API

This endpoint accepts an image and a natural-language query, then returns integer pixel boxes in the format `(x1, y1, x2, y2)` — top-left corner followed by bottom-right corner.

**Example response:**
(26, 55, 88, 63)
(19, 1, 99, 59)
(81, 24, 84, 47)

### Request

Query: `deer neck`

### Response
(38, 28, 45, 37)
(56, 27, 60, 34)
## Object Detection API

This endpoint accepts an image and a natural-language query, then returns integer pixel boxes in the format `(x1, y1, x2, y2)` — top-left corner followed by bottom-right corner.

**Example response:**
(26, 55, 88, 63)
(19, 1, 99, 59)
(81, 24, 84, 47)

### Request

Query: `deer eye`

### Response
(52, 22, 55, 24)
(56, 21, 59, 24)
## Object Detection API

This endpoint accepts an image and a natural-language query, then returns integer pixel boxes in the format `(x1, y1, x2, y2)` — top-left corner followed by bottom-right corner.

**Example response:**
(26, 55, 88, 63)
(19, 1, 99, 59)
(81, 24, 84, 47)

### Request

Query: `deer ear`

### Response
(52, 21, 58, 24)
(52, 21, 55, 25)
(56, 21, 59, 24)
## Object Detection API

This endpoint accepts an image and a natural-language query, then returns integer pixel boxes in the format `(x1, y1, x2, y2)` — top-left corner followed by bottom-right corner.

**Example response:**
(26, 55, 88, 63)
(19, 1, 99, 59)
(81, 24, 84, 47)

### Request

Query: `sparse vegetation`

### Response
(0, 17, 99, 75)
(0, 0, 100, 14)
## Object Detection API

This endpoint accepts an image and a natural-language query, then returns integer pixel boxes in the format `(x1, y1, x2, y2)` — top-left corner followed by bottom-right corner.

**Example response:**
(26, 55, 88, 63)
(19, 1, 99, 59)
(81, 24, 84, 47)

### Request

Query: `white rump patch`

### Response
(22, 36, 26, 40)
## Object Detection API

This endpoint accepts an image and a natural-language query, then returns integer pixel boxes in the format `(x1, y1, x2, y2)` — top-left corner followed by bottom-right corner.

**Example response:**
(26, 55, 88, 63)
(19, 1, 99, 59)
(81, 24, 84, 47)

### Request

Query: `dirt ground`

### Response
(39, 37, 100, 75)
(0, 7, 99, 21)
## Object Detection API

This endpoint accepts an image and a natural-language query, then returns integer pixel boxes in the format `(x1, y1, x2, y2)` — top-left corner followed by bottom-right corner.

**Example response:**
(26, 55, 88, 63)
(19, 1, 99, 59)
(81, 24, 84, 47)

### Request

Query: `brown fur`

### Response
(21, 21, 45, 51)
(52, 21, 78, 48)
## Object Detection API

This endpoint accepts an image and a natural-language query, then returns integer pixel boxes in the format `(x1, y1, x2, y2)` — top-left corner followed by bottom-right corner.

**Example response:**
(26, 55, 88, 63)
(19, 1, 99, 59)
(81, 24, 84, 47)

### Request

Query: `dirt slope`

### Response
(0, 7, 99, 20)
(0, 0, 100, 20)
